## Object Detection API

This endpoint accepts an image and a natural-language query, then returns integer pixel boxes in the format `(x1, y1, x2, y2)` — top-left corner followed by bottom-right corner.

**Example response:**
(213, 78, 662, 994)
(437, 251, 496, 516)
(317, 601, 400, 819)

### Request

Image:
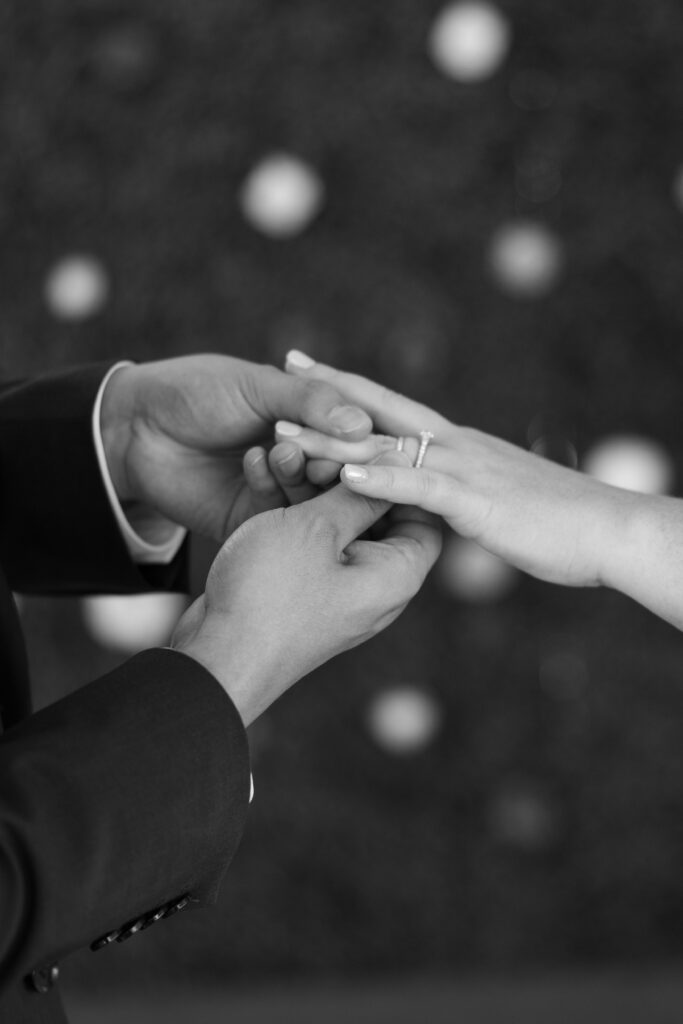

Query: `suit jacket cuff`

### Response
(0, 648, 250, 991)
(0, 363, 187, 594)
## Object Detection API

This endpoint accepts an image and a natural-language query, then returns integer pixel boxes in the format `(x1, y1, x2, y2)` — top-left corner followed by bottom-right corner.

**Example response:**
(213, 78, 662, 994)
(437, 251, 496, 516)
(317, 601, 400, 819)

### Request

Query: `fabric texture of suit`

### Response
(0, 365, 251, 1023)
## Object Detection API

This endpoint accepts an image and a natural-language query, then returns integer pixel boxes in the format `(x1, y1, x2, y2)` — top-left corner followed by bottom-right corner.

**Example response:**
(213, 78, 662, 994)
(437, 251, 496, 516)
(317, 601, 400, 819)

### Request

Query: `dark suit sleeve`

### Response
(0, 647, 250, 996)
(0, 363, 185, 595)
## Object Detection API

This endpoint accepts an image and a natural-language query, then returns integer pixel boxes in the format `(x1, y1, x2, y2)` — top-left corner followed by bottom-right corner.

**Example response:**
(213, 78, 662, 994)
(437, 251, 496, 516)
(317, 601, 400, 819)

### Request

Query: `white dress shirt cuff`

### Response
(92, 362, 187, 566)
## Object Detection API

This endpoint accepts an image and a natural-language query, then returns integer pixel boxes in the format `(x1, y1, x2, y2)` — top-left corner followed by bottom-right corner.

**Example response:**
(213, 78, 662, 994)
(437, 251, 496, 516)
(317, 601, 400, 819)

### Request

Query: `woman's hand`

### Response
(279, 351, 645, 592)
(170, 456, 442, 726)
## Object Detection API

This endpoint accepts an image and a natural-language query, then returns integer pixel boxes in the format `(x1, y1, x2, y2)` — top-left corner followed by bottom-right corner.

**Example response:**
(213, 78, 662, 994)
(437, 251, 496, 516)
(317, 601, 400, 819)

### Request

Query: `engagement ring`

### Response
(414, 431, 434, 469)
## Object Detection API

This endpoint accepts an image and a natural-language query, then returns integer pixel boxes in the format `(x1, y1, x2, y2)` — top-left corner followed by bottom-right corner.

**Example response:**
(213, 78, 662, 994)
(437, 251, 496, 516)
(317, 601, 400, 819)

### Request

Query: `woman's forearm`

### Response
(603, 493, 683, 631)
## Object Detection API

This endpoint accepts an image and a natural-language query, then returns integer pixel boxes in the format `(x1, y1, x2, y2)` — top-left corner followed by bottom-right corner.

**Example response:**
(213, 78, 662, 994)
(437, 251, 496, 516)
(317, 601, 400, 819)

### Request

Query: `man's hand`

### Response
(99, 355, 374, 542)
(170, 454, 442, 725)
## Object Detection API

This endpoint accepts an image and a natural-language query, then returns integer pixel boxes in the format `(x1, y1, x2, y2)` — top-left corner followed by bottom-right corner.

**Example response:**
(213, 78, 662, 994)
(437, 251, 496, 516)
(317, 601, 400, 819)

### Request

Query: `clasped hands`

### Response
(102, 349, 683, 727)
(100, 355, 441, 726)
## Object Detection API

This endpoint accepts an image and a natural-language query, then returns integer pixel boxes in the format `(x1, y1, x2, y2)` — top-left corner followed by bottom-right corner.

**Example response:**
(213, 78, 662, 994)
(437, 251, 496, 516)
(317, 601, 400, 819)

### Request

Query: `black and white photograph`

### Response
(2, 2, 683, 1022)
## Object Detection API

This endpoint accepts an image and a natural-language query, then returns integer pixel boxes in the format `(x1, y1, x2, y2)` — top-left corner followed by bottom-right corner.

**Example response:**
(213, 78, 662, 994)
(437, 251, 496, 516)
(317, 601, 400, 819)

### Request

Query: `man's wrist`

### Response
(170, 635, 252, 726)
(170, 620, 285, 729)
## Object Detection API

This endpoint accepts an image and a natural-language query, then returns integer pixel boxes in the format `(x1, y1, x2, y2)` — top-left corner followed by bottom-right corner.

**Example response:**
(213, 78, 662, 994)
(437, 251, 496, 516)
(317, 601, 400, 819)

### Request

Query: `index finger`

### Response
(346, 505, 443, 598)
(296, 451, 413, 549)
(284, 351, 454, 439)
(297, 480, 390, 550)
(256, 365, 373, 442)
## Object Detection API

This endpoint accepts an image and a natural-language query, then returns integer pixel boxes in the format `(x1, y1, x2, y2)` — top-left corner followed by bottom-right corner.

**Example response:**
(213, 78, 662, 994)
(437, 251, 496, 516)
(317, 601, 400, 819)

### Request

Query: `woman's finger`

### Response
(276, 422, 455, 480)
(267, 442, 317, 505)
(275, 420, 397, 464)
(243, 447, 287, 512)
(341, 462, 483, 530)
(284, 350, 454, 439)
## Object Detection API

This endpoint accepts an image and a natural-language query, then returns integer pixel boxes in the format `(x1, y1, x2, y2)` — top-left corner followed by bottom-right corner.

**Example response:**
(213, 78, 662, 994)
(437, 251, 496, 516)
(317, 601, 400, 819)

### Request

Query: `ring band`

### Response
(414, 431, 434, 469)
(396, 436, 406, 452)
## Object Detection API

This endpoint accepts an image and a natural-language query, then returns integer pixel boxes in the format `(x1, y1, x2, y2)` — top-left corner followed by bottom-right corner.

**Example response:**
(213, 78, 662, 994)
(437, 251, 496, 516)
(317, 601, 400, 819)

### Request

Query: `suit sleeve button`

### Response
(90, 929, 121, 951)
(162, 895, 190, 919)
(27, 963, 59, 994)
(141, 905, 168, 931)
(116, 917, 147, 942)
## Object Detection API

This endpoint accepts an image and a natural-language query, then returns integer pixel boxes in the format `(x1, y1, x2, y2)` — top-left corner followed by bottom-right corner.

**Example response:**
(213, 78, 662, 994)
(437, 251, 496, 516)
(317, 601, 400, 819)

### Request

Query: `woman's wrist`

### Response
(600, 491, 683, 630)
(591, 485, 651, 593)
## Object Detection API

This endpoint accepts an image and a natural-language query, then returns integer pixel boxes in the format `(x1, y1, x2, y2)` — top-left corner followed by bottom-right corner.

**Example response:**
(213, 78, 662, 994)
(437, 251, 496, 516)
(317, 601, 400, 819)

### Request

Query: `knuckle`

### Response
(249, 506, 289, 538)
(244, 363, 279, 407)
(415, 470, 436, 499)
(373, 464, 397, 488)
(309, 459, 340, 486)
(359, 494, 388, 521)
(301, 377, 335, 413)
(303, 509, 338, 546)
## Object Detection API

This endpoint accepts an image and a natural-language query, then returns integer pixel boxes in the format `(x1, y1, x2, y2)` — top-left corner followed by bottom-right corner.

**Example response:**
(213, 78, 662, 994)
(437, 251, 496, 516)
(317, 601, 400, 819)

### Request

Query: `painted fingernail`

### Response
(343, 465, 369, 483)
(328, 405, 368, 434)
(275, 420, 303, 437)
(285, 349, 315, 369)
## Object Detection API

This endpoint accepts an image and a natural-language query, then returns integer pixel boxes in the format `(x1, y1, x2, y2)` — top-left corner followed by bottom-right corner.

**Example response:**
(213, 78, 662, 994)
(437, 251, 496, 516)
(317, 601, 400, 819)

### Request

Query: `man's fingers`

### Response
(306, 458, 341, 488)
(284, 350, 452, 439)
(243, 447, 287, 512)
(257, 365, 373, 442)
(350, 505, 443, 595)
(298, 451, 413, 548)
(275, 422, 397, 464)
(300, 482, 390, 550)
(382, 505, 444, 583)
(267, 442, 317, 505)
(275, 424, 455, 479)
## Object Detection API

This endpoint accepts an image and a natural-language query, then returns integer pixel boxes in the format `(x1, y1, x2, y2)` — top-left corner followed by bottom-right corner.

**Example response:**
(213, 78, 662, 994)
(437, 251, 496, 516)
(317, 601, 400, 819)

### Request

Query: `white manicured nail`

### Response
(275, 420, 303, 437)
(343, 465, 369, 483)
(286, 349, 315, 369)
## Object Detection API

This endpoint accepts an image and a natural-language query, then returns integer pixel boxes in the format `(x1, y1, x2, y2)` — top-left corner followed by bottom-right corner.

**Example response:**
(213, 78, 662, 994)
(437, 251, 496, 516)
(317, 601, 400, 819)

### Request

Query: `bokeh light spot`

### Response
(527, 413, 578, 468)
(366, 686, 442, 755)
(45, 254, 109, 320)
(438, 536, 517, 602)
(81, 593, 188, 653)
(489, 221, 564, 298)
(582, 435, 674, 494)
(240, 153, 324, 238)
(487, 782, 561, 852)
(428, 1, 511, 83)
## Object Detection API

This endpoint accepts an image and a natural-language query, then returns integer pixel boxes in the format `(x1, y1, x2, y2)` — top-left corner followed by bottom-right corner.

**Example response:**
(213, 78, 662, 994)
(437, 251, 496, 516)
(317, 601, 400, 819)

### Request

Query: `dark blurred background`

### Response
(4, 0, 683, 1019)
